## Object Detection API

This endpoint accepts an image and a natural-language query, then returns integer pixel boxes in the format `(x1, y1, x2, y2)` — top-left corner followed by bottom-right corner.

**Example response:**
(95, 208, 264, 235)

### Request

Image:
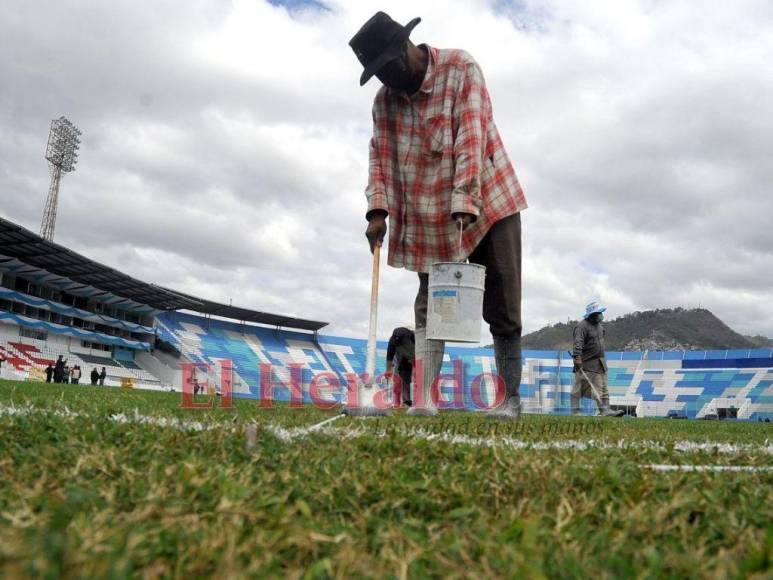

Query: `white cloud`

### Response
(1, 0, 772, 342)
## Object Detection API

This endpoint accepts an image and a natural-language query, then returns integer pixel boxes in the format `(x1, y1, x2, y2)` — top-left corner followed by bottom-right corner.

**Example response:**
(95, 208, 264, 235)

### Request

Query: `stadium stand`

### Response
(0, 329, 161, 387)
(4, 306, 772, 418)
(152, 313, 773, 420)
(1, 216, 771, 419)
(155, 311, 337, 402)
(0, 217, 198, 388)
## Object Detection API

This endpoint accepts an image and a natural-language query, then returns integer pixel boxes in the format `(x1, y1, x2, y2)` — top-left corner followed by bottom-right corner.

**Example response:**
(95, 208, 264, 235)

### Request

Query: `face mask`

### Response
(376, 45, 422, 93)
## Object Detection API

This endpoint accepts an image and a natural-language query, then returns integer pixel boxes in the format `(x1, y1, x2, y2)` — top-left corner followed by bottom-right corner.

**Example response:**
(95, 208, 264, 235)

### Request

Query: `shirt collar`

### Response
(417, 44, 436, 94)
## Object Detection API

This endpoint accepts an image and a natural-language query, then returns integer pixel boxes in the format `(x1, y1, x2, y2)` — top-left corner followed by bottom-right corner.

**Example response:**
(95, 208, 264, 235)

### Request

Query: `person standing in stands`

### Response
(350, 12, 527, 419)
(572, 301, 624, 417)
(45, 363, 54, 383)
(385, 326, 415, 407)
(63, 364, 71, 384)
(71, 365, 81, 385)
(99, 366, 107, 386)
(90, 367, 99, 386)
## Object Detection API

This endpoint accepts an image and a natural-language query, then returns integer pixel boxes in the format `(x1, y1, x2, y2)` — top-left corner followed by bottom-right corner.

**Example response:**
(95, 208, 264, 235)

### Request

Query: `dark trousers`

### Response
(393, 360, 413, 405)
(414, 212, 522, 339)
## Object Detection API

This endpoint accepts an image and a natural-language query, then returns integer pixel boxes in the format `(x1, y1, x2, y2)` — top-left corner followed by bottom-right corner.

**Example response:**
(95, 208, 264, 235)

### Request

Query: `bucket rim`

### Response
(430, 261, 486, 269)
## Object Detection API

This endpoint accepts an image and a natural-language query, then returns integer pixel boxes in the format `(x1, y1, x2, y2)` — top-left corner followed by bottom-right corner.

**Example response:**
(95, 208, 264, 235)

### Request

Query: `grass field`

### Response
(1, 379, 771, 578)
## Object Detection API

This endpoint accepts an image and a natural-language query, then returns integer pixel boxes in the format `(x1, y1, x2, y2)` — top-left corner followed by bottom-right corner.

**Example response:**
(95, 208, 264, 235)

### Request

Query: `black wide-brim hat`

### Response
(349, 12, 421, 86)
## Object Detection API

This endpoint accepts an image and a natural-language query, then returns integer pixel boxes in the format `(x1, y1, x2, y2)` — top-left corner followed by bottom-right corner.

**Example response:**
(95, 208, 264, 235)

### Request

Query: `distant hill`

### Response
(745, 335, 773, 348)
(521, 308, 769, 352)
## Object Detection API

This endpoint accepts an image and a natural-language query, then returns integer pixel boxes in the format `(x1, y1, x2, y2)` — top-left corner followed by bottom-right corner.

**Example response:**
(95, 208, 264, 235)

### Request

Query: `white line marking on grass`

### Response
(642, 464, 773, 472)
(262, 414, 345, 441)
(313, 424, 773, 455)
(109, 411, 219, 432)
(304, 414, 344, 432)
(0, 404, 225, 432)
(2, 404, 773, 458)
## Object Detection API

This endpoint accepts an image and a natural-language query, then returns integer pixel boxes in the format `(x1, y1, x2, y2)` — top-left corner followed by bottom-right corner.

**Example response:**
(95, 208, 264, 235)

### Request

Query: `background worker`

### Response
(53, 355, 65, 383)
(572, 302, 624, 417)
(350, 12, 528, 419)
(385, 326, 415, 407)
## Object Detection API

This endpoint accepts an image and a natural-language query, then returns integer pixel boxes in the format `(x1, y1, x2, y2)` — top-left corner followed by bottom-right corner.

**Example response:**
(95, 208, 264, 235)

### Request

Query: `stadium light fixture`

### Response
(40, 116, 82, 241)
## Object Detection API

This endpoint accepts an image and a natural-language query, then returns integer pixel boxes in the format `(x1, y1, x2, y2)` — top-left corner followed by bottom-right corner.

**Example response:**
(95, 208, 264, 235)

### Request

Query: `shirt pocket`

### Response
(423, 114, 450, 158)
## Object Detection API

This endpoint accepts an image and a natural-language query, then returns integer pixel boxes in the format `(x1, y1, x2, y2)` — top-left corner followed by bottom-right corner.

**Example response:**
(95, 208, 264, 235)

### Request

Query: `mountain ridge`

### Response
(520, 307, 772, 351)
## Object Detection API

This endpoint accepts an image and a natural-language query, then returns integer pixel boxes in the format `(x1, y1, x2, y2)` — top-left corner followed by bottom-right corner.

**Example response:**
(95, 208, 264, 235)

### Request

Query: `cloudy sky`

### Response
(1, 0, 772, 342)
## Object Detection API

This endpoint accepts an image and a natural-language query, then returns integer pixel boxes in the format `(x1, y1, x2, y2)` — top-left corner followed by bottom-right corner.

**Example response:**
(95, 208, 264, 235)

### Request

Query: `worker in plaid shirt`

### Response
(350, 12, 528, 420)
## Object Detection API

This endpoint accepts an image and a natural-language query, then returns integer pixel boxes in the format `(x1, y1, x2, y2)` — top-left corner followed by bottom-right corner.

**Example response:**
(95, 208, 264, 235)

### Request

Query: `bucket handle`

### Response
(457, 220, 466, 263)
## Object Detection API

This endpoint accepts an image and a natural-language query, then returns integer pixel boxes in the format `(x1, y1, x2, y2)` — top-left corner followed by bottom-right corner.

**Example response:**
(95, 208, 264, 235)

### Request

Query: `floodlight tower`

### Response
(40, 116, 81, 241)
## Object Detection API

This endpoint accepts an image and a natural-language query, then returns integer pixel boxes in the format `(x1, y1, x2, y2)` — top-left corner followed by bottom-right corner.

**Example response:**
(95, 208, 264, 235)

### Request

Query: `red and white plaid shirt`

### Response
(365, 45, 527, 273)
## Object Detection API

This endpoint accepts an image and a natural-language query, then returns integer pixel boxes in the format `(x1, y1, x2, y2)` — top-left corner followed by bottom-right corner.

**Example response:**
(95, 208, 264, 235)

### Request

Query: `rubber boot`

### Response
(487, 335, 522, 421)
(592, 376, 624, 417)
(570, 391, 582, 415)
(591, 390, 606, 416)
(407, 328, 442, 417)
(599, 395, 625, 417)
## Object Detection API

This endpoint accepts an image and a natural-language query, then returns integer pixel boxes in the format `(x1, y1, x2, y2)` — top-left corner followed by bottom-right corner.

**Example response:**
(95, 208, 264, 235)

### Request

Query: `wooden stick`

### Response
(364, 244, 381, 385)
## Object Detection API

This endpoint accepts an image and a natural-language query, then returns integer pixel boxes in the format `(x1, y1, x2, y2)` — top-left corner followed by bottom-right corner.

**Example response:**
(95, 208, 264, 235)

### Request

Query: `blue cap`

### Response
(583, 301, 606, 319)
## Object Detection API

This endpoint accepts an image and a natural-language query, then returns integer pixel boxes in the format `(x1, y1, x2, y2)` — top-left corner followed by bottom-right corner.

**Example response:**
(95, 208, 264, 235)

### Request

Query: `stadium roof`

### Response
(0, 217, 328, 330)
(0, 217, 199, 311)
(173, 294, 329, 332)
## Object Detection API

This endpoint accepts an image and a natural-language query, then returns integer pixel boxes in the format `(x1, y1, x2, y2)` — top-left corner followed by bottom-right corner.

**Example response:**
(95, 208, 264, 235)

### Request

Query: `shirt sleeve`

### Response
(386, 334, 397, 363)
(365, 100, 389, 220)
(450, 61, 488, 219)
(573, 324, 586, 359)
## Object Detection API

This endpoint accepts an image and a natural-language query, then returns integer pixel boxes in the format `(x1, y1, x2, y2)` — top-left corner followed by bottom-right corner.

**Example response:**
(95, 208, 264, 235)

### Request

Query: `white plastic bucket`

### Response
(426, 262, 486, 342)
